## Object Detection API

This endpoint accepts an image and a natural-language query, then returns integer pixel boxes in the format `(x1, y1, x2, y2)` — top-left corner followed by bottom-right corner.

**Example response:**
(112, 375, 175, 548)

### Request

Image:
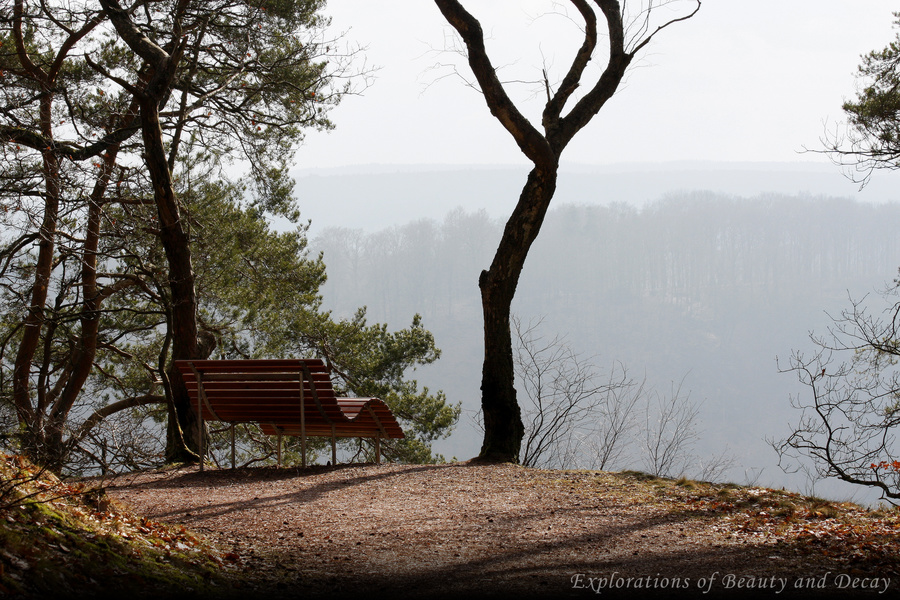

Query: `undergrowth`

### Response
(0, 454, 241, 599)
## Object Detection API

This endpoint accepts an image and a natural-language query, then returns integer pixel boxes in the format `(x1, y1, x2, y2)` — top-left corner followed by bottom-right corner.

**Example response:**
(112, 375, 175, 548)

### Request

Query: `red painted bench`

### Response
(174, 359, 404, 469)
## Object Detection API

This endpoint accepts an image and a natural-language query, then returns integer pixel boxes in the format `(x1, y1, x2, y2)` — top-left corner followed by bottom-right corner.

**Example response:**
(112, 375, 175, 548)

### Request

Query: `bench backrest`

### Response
(174, 359, 404, 439)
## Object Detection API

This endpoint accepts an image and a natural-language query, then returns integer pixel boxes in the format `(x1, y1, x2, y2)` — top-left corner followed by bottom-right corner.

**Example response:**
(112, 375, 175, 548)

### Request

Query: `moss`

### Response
(0, 455, 232, 600)
(622, 470, 659, 481)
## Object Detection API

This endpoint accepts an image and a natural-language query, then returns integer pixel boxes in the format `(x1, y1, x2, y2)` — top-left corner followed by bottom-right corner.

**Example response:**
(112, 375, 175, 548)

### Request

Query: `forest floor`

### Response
(2, 456, 899, 599)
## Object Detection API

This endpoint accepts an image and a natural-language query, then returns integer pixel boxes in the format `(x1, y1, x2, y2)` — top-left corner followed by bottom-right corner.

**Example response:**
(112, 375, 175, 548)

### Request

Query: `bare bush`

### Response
(514, 317, 639, 468)
(640, 379, 701, 478)
(65, 407, 166, 477)
(513, 317, 734, 480)
(583, 366, 645, 470)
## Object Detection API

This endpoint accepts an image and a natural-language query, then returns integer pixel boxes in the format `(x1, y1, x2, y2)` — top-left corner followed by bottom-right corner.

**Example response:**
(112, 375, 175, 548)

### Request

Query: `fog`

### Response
(295, 162, 900, 236)
(303, 163, 900, 505)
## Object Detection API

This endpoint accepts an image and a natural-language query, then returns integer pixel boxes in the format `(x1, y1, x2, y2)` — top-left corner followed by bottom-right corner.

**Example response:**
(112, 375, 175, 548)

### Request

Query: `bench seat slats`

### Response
(182, 387, 339, 399)
(174, 359, 404, 441)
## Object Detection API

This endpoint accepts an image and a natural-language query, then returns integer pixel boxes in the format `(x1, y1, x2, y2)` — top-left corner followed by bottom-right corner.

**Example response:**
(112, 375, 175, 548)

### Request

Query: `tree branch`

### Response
(74, 395, 165, 441)
(541, 0, 598, 128)
(433, 0, 555, 168)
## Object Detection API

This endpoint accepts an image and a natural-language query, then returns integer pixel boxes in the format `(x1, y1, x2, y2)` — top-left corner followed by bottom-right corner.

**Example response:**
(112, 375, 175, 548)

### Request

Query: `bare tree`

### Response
(774, 286, 900, 502)
(433, 0, 700, 461)
(514, 316, 651, 470)
(778, 7, 900, 503)
(585, 368, 644, 470)
(512, 317, 730, 478)
(516, 316, 614, 467)
(640, 378, 700, 478)
(694, 446, 737, 483)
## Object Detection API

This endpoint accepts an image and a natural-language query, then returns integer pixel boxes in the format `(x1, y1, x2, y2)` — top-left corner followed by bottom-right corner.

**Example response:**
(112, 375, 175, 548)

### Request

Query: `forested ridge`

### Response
(313, 191, 900, 499)
(316, 193, 899, 323)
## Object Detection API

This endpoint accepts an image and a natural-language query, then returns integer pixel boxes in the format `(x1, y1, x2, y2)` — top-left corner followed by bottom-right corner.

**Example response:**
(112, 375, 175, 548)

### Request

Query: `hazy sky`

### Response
(293, 1, 899, 170)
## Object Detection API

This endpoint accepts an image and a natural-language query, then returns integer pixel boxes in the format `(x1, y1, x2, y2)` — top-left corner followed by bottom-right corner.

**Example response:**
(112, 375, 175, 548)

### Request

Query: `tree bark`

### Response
(139, 92, 202, 463)
(10, 0, 61, 465)
(434, 0, 693, 462)
(45, 148, 120, 459)
(7, 1, 139, 469)
(13, 134, 61, 465)
(478, 167, 557, 461)
(100, 0, 201, 463)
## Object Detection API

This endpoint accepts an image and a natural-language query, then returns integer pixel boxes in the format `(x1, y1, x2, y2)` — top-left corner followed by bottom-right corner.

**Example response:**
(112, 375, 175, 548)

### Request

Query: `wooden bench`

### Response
(174, 359, 404, 469)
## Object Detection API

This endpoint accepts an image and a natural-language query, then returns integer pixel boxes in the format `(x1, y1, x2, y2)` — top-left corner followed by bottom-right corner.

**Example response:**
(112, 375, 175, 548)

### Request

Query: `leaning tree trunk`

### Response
(101, 0, 202, 463)
(13, 149, 60, 466)
(139, 93, 202, 463)
(12, 89, 62, 468)
(478, 167, 557, 461)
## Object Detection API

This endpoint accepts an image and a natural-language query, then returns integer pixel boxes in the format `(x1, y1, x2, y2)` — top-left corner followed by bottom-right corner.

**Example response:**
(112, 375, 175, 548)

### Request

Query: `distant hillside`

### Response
(309, 191, 900, 503)
(292, 161, 900, 235)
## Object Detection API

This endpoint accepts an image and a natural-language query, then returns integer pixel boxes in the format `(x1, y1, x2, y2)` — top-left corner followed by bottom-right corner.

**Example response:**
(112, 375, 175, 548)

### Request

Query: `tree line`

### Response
(314, 194, 900, 326)
(312, 193, 900, 492)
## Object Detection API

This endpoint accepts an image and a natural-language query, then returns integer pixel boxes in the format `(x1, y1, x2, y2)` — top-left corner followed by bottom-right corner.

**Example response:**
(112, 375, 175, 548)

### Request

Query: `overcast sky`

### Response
(292, 0, 899, 171)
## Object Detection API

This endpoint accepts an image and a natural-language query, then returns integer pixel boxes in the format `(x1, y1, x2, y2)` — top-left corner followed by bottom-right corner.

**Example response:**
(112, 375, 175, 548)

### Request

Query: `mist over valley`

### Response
(303, 163, 900, 504)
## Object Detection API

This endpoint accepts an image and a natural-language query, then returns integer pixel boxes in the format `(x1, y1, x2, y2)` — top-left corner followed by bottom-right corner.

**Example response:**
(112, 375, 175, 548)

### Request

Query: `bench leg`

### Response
(198, 388, 204, 472)
(299, 376, 306, 468)
(230, 424, 236, 470)
(331, 426, 336, 466)
(277, 432, 282, 467)
(301, 433, 306, 468)
(375, 435, 381, 465)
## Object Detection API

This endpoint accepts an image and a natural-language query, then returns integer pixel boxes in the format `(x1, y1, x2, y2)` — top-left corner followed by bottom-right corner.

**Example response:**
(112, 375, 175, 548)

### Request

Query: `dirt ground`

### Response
(104, 461, 898, 599)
